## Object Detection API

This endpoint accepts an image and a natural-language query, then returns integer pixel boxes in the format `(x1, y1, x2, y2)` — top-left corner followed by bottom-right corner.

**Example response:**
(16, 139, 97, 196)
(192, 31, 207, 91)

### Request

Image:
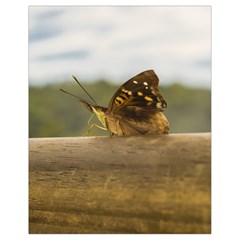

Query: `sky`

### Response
(29, 6, 211, 88)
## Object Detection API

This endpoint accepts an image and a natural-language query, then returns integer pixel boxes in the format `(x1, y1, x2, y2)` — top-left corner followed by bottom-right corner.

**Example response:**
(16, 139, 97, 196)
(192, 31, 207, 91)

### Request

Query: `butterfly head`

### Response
(90, 105, 107, 128)
(60, 87, 107, 128)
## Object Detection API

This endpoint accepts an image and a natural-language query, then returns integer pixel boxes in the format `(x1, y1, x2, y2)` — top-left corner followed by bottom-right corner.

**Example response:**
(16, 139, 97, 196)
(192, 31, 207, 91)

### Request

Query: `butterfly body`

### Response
(61, 70, 169, 136)
(104, 109, 169, 136)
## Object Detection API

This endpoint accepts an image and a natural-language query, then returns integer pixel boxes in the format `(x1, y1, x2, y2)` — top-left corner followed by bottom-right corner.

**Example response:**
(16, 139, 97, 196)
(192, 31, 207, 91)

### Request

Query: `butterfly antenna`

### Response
(72, 75, 98, 105)
(60, 88, 84, 100)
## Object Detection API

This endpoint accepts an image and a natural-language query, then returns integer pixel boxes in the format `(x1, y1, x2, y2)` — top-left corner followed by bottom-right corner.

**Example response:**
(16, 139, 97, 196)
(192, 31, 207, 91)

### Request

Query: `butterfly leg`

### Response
(83, 114, 108, 136)
(83, 123, 107, 136)
(93, 124, 108, 131)
(83, 114, 96, 136)
(83, 123, 95, 136)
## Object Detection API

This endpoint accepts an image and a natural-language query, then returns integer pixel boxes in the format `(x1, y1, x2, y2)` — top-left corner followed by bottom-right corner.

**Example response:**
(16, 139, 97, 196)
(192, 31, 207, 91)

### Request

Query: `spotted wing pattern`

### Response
(107, 70, 167, 113)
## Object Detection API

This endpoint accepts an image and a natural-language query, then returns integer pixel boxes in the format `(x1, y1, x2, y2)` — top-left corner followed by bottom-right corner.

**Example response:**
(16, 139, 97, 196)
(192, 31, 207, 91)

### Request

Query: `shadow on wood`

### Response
(29, 133, 211, 233)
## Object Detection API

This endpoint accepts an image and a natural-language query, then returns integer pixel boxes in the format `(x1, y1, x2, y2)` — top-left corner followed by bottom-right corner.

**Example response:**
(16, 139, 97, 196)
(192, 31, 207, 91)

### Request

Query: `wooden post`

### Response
(29, 133, 211, 233)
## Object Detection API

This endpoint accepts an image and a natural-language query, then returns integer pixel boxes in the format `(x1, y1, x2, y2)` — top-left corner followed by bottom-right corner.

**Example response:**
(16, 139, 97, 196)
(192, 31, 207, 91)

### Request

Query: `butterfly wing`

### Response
(118, 110, 169, 135)
(107, 70, 167, 112)
(105, 107, 169, 136)
(105, 70, 169, 136)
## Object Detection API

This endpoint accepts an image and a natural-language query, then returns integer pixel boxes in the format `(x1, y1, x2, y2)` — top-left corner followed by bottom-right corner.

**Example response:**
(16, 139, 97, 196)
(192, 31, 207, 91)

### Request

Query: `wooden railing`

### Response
(29, 133, 211, 233)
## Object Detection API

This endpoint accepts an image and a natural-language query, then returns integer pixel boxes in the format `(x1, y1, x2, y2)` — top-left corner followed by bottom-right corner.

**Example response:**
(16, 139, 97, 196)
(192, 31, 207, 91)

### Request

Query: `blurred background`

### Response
(29, 6, 211, 137)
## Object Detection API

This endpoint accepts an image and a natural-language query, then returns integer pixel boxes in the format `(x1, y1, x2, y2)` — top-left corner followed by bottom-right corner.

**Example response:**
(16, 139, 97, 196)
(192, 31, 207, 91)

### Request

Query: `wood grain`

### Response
(29, 133, 211, 233)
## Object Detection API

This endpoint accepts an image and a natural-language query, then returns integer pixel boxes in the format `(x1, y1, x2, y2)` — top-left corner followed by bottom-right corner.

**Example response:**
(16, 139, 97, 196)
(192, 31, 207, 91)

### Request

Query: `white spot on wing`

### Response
(156, 102, 162, 108)
(143, 82, 148, 86)
(133, 80, 138, 84)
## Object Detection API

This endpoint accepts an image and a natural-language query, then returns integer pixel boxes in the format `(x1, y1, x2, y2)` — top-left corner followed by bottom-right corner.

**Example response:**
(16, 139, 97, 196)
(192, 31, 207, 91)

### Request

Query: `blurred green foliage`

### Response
(29, 81, 211, 137)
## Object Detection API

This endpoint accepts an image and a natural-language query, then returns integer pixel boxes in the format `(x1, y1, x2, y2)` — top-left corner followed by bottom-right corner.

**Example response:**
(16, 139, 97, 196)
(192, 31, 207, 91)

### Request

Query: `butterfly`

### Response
(60, 70, 169, 136)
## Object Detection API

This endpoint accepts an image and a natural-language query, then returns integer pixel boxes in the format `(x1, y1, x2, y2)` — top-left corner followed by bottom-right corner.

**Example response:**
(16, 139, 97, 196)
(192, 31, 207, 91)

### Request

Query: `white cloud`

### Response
(29, 6, 211, 88)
